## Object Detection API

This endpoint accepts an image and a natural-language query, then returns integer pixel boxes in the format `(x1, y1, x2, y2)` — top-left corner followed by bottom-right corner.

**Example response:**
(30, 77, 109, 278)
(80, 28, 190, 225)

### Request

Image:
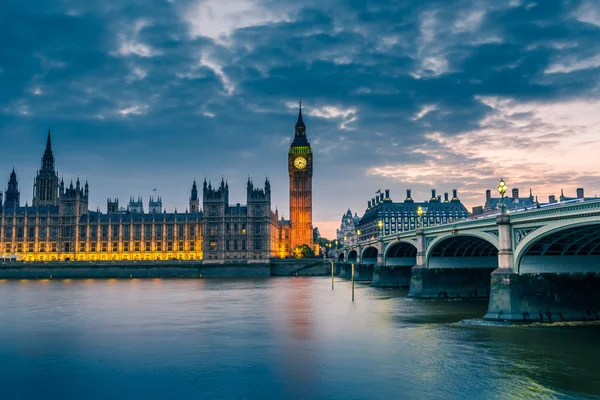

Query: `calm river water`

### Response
(0, 277, 599, 399)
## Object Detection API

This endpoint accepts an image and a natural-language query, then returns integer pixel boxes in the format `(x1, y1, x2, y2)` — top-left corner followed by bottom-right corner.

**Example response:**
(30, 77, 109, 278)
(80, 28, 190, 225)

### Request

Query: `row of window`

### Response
(1, 241, 200, 253)
(208, 239, 263, 251)
(1, 224, 199, 240)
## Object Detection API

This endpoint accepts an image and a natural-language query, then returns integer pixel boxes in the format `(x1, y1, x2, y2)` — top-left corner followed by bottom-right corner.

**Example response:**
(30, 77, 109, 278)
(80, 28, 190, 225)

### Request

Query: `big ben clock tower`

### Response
(289, 102, 313, 253)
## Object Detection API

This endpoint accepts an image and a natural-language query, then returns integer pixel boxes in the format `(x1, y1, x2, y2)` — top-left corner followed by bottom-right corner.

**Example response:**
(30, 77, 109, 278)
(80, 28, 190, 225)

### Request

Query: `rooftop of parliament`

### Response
(0, 130, 295, 262)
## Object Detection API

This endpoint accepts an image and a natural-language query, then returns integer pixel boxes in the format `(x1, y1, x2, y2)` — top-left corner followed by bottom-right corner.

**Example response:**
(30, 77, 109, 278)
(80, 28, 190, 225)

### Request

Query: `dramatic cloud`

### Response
(1, 0, 600, 238)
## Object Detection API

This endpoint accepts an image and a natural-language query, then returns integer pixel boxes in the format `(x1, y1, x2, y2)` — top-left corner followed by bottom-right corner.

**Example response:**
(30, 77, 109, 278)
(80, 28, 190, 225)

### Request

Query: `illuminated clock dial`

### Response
(294, 156, 307, 169)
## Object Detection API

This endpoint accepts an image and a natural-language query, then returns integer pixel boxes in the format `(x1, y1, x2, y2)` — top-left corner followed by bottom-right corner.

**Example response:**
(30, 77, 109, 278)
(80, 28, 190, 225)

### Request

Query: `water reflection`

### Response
(0, 277, 597, 399)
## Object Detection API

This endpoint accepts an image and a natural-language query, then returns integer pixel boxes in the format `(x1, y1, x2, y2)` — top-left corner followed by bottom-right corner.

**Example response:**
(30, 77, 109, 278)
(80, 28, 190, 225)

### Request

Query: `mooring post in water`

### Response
(351, 262, 355, 302)
(49, 275, 52, 280)
(199, 273, 202, 279)
(331, 261, 334, 289)
(129, 274, 132, 280)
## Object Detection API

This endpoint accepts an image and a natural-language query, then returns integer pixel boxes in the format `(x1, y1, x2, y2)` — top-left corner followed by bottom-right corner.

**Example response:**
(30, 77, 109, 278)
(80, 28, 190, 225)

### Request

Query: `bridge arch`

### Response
(384, 240, 417, 266)
(361, 246, 379, 265)
(515, 219, 600, 274)
(337, 252, 345, 262)
(426, 234, 499, 269)
(347, 249, 358, 263)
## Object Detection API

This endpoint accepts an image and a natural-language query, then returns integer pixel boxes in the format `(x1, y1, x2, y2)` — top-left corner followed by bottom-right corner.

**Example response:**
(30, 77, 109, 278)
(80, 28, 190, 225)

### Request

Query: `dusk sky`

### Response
(1, 0, 600, 238)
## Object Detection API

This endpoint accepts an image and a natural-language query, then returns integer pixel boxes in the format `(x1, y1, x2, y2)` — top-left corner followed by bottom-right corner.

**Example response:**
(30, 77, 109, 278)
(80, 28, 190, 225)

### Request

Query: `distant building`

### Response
(557, 188, 596, 202)
(336, 209, 360, 246)
(471, 205, 484, 216)
(479, 187, 595, 215)
(357, 188, 469, 241)
(484, 188, 536, 213)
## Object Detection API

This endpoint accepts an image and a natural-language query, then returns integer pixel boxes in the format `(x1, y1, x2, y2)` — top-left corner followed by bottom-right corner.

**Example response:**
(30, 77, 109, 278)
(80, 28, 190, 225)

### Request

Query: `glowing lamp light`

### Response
(417, 206, 423, 217)
(498, 178, 508, 197)
(378, 220, 383, 229)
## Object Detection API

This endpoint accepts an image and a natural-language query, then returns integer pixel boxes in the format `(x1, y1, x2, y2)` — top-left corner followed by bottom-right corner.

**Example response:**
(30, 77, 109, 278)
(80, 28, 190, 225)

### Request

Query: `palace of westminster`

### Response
(0, 108, 314, 262)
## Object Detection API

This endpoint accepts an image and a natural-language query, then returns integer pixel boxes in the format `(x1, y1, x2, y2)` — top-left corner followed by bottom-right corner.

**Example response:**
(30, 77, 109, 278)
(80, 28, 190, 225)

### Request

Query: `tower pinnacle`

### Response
(46, 128, 52, 153)
(295, 101, 305, 130)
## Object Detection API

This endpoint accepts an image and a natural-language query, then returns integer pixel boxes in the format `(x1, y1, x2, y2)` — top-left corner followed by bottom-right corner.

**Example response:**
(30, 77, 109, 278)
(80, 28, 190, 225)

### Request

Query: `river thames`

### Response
(0, 277, 598, 399)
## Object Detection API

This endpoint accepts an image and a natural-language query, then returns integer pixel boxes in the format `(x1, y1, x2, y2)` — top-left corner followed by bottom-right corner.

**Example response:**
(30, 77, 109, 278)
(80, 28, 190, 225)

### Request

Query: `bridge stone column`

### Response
(376, 240, 384, 265)
(408, 229, 426, 296)
(415, 229, 426, 268)
(497, 215, 515, 270)
(485, 214, 521, 320)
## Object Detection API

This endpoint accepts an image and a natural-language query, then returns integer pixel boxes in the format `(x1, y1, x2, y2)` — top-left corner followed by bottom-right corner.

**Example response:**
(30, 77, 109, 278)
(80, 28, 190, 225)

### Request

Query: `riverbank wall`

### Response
(0, 259, 331, 279)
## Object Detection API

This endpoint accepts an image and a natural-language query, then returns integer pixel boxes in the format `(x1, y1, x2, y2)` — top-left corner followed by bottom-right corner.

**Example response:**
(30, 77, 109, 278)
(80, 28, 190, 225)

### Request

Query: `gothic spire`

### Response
(46, 128, 52, 153)
(295, 100, 305, 129)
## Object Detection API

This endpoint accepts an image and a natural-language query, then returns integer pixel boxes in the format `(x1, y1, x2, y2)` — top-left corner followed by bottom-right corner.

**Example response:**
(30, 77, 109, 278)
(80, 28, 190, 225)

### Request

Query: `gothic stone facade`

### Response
(0, 110, 311, 261)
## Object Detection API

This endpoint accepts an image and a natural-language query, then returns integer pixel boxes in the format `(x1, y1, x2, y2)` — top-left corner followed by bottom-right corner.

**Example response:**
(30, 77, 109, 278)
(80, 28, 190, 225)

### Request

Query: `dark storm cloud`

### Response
(1, 0, 599, 236)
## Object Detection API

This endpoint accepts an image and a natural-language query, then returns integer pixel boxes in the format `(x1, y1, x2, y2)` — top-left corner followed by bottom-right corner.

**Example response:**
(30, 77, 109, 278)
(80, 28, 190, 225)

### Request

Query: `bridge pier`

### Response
(371, 265, 412, 287)
(484, 214, 600, 321)
(485, 271, 600, 321)
(408, 266, 493, 298)
(337, 263, 373, 281)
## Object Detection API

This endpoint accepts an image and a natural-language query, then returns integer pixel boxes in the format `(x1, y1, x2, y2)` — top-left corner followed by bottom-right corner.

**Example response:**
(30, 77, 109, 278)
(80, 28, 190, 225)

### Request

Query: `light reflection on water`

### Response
(0, 277, 598, 399)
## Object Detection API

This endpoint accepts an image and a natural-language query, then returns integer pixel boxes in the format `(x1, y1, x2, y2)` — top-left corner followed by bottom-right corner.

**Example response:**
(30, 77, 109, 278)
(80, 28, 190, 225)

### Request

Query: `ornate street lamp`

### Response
(377, 220, 383, 237)
(357, 229, 361, 242)
(498, 178, 508, 215)
(417, 205, 423, 229)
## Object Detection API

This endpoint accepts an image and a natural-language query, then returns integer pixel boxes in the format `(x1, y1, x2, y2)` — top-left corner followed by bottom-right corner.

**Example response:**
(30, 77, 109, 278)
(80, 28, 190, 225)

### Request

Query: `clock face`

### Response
(294, 156, 307, 169)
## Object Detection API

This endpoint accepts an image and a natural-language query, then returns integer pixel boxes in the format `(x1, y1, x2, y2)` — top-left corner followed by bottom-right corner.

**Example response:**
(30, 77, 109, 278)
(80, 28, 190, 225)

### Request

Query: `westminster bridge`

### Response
(334, 199, 600, 322)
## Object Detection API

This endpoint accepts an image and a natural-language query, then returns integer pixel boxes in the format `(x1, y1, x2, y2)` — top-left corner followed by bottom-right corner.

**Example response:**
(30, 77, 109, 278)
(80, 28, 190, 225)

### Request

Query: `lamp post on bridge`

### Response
(417, 205, 424, 229)
(498, 178, 508, 215)
(377, 220, 383, 238)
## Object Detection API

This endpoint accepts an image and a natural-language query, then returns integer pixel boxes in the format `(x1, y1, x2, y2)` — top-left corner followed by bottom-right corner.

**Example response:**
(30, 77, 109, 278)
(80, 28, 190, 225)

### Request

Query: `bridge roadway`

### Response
(335, 199, 600, 322)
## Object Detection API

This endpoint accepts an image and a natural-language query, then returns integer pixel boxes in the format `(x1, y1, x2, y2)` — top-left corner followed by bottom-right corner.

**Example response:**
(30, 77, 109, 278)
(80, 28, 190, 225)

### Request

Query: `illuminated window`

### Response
(145, 242, 151, 252)
(210, 241, 217, 251)
(178, 241, 184, 251)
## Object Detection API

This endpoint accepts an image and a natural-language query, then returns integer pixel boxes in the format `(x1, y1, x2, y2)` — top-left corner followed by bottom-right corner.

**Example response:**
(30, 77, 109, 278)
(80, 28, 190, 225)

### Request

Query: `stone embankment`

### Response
(0, 259, 331, 279)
